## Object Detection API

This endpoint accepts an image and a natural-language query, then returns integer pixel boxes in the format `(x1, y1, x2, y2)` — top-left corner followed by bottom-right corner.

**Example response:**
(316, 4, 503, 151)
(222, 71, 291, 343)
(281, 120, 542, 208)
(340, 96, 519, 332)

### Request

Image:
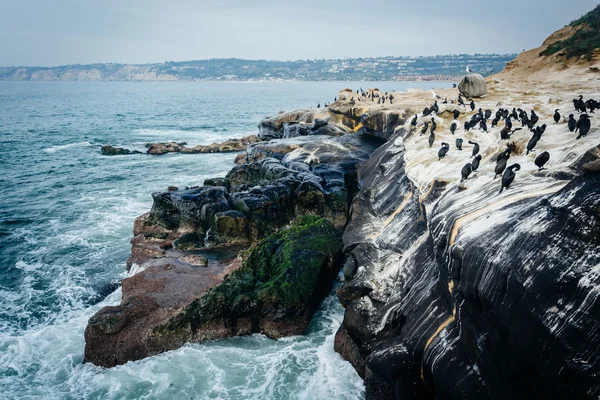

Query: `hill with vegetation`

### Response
(0, 54, 515, 82)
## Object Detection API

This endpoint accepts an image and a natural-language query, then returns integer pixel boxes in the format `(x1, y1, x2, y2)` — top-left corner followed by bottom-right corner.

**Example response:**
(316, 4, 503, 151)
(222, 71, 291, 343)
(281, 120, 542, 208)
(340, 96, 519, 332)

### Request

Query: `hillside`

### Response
(0, 54, 514, 82)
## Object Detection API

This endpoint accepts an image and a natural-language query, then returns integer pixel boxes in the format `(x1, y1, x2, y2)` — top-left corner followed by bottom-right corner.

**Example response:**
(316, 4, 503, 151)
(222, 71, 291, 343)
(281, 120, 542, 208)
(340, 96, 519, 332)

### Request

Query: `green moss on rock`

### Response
(160, 216, 342, 336)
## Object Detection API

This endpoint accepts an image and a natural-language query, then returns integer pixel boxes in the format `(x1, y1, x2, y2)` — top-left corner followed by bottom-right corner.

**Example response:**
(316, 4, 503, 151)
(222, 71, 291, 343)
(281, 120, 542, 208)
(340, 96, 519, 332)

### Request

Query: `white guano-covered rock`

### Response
(459, 73, 488, 98)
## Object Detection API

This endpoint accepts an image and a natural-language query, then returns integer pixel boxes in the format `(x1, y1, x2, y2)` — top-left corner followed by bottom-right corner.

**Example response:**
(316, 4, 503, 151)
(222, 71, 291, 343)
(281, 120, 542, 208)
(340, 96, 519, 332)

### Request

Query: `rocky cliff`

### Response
(84, 8, 600, 399)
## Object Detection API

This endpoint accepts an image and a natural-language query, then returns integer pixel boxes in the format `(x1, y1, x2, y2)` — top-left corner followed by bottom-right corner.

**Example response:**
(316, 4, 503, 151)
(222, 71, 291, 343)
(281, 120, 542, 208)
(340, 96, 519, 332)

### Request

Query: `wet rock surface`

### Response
(101, 135, 259, 156)
(84, 132, 380, 367)
(100, 145, 142, 156)
(146, 135, 259, 155)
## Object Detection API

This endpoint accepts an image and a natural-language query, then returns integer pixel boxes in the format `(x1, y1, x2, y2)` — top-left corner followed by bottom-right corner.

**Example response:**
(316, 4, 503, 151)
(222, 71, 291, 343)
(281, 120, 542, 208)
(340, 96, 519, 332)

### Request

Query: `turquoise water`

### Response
(0, 81, 453, 399)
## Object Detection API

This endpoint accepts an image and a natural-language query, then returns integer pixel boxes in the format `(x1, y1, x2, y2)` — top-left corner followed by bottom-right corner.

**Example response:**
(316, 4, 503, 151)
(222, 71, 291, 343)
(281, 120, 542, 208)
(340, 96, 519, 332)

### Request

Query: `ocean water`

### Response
(0, 80, 453, 400)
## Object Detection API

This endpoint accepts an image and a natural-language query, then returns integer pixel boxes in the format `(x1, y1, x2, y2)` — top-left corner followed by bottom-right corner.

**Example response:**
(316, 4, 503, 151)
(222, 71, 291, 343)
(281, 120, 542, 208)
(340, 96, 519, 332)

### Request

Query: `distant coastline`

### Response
(0, 54, 515, 82)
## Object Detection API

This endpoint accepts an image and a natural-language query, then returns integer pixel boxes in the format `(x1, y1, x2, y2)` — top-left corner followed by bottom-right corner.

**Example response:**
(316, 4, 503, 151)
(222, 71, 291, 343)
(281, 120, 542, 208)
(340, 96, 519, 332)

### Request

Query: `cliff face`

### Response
(326, 17, 600, 400)
(83, 10, 600, 397)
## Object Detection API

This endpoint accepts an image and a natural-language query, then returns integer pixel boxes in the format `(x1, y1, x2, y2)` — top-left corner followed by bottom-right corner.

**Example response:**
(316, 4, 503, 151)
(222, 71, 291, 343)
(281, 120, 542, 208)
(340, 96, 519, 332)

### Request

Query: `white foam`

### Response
(43, 141, 92, 153)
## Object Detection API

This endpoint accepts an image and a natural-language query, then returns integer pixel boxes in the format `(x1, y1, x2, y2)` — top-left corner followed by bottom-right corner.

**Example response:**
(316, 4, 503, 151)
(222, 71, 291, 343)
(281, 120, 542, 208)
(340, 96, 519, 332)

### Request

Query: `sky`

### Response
(0, 0, 597, 66)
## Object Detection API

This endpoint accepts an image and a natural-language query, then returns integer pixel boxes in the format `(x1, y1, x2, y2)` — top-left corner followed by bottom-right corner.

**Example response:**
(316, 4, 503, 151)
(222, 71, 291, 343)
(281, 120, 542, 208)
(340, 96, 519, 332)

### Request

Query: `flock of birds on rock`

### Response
(409, 93, 596, 194)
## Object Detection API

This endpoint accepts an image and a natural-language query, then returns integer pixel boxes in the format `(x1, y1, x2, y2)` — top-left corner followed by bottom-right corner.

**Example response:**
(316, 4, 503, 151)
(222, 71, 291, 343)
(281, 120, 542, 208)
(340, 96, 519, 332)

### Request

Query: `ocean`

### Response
(0, 80, 453, 400)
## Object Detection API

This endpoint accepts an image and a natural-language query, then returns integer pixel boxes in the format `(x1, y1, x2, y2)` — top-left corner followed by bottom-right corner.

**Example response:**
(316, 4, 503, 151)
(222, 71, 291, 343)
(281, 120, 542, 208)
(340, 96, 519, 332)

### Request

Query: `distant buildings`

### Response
(0, 54, 516, 81)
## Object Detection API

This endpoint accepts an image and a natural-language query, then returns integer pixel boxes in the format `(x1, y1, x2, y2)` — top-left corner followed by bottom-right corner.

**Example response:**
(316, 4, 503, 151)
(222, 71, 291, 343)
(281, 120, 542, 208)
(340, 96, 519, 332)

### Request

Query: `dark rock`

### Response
(336, 130, 600, 399)
(146, 135, 259, 155)
(84, 216, 342, 367)
(214, 210, 250, 244)
(203, 177, 231, 191)
(101, 145, 142, 156)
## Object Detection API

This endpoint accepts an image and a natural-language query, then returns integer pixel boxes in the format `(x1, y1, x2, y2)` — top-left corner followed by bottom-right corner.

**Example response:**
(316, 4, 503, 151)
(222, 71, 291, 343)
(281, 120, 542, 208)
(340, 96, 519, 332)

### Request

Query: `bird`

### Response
(464, 120, 471, 132)
(574, 96, 587, 113)
(535, 151, 550, 171)
(466, 65, 473, 73)
(428, 131, 436, 147)
(438, 142, 450, 160)
(494, 154, 510, 179)
(461, 163, 473, 182)
(421, 122, 430, 136)
(484, 110, 492, 120)
(496, 148, 511, 163)
(456, 138, 463, 150)
(500, 126, 523, 140)
(568, 114, 576, 132)
(458, 95, 465, 106)
(554, 109, 561, 124)
(411, 114, 418, 126)
(499, 164, 521, 193)
(469, 140, 480, 157)
(453, 109, 460, 120)
(317, 103, 320, 108)
(526, 135, 539, 155)
(530, 111, 539, 126)
(471, 154, 482, 171)
(470, 100, 476, 111)
(585, 99, 599, 113)
(491, 117, 499, 128)
(450, 122, 457, 135)
(511, 108, 519, 121)
(431, 118, 437, 133)
(505, 116, 513, 130)
(480, 120, 488, 133)
(576, 114, 591, 139)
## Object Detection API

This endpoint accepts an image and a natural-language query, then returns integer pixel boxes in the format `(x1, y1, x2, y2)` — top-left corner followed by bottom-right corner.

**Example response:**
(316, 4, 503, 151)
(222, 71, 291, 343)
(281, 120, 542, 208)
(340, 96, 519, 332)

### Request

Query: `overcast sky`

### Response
(0, 0, 597, 66)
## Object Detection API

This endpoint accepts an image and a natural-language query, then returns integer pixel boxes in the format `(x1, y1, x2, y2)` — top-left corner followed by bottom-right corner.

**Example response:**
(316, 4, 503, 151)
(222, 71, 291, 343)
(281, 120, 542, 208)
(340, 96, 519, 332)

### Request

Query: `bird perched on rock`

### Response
(438, 142, 450, 160)
(494, 148, 511, 177)
(576, 114, 591, 139)
(461, 163, 473, 182)
(453, 109, 460, 120)
(512, 108, 519, 121)
(472, 154, 482, 171)
(464, 120, 470, 132)
(484, 110, 492, 120)
(499, 164, 521, 193)
(450, 122, 457, 135)
(574, 96, 586, 113)
(530, 110, 539, 126)
(469, 140, 480, 157)
(411, 114, 418, 126)
(428, 131, 436, 148)
(431, 118, 437, 134)
(554, 109, 561, 124)
(535, 151, 550, 171)
(480, 120, 488, 133)
(491, 117, 499, 128)
(585, 99, 599, 113)
(568, 114, 576, 132)
(470, 100, 476, 111)
(423, 107, 431, 116)
(420, 122, 430, 136)
(505, 116, 513, 130)
(458, 95, 465, 106)
(433, 101, 439, 114)
(456, 138, 463, 150)
(526, 134, 540, 155)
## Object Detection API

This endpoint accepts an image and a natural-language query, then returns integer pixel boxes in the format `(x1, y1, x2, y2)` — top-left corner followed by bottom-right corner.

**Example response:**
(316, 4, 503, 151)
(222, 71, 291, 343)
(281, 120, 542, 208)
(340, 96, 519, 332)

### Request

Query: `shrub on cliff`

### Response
(541, 5, 600, 60)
